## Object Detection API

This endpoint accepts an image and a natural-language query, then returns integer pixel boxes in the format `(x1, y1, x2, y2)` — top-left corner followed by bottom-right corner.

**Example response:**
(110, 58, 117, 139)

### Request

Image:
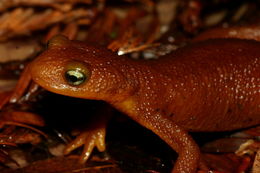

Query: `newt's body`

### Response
(3, 35, 260, 173)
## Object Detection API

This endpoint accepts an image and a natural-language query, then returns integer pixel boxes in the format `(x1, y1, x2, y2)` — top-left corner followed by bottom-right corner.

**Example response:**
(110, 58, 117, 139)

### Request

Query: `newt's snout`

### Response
(30, 51, 68, 93)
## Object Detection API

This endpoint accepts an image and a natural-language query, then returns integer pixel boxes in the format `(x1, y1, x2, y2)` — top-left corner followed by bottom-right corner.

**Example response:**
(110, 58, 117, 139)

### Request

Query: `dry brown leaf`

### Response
(252, 149, 260, 173)
(0, 38, 42, 63)
(0, 8, 96, 41)
(0, 0, 94, 12)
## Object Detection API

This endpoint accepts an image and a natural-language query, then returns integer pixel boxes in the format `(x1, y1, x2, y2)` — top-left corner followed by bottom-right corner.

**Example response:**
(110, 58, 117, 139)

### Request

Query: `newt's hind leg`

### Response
(133, 113, 200, 173)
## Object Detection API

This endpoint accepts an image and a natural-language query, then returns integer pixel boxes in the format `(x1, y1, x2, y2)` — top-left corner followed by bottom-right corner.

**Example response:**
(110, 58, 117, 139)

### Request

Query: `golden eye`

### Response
(64, 61, 91, 86)
(65, 69, 86, 86)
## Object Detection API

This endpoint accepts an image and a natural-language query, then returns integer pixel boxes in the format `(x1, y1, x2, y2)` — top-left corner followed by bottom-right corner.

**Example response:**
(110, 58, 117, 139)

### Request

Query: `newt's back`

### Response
(143, 39, 260, 131)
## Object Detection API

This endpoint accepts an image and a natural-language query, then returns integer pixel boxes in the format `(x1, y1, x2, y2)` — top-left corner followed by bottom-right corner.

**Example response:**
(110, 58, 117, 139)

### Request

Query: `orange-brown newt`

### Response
(2, 34, 260, 173)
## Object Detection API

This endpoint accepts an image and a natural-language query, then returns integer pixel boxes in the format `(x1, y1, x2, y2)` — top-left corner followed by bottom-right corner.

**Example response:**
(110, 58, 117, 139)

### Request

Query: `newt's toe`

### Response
(64, 127, 106, 163)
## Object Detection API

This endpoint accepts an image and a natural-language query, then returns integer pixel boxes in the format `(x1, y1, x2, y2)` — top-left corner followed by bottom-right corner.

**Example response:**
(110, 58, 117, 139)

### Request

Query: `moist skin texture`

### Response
(9, 35, 260, 173)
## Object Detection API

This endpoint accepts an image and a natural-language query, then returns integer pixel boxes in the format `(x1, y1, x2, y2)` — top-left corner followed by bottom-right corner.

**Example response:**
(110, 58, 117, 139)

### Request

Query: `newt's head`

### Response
(30, 35, 136, 102)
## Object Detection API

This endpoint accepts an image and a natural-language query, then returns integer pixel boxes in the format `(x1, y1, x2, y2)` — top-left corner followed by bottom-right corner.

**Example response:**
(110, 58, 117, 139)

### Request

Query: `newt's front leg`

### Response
(0, 64, 36, 109)
(0, 64, 45, 135)
(64, 105, 113, 163)
(133, 113, 200, 173)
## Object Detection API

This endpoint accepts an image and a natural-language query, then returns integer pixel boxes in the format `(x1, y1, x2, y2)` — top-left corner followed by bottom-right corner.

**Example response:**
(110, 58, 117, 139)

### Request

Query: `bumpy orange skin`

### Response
(31, 38, 260, 131)
(27, 36, 260, 172)
(27, 36, 260, 173)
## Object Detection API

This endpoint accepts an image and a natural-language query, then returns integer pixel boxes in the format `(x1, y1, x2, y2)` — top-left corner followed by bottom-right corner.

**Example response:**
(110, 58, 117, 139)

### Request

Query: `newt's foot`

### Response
(64, 127, 106, 163)
(64, 105, 112, 163)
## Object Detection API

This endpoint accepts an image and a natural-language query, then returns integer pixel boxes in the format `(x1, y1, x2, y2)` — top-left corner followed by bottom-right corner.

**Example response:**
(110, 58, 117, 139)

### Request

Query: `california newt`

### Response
(2, 34, 260, 172)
